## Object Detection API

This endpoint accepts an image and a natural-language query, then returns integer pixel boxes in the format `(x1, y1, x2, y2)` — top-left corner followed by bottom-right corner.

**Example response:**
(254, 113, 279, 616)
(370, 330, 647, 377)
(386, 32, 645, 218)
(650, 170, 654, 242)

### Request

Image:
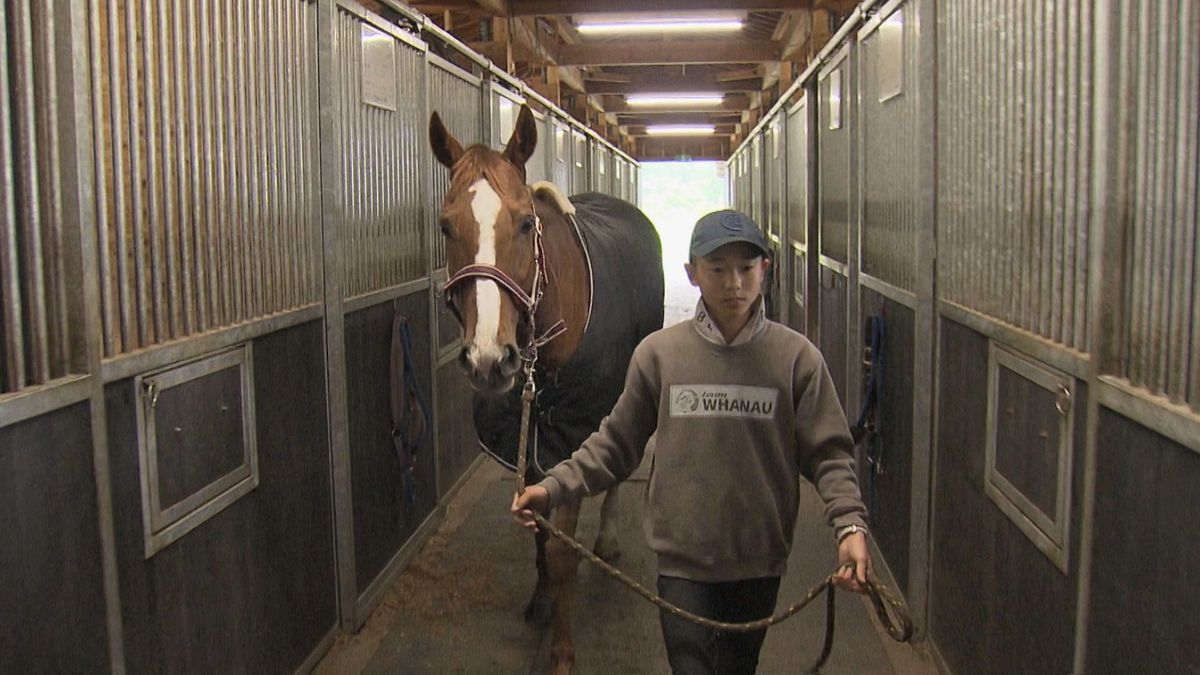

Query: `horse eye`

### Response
(439, 218, 453, 239)
(520, 215, 536, 234)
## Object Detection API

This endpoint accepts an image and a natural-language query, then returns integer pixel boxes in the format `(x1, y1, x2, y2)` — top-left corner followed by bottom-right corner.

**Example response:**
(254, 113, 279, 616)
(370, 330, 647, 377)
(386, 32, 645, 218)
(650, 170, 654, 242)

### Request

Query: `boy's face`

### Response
(685, 242, 771, 326)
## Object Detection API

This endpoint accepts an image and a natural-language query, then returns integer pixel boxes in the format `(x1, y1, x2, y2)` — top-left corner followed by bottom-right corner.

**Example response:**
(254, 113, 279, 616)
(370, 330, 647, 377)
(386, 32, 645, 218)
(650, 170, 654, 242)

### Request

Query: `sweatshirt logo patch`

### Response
(669, 385, 777, 419)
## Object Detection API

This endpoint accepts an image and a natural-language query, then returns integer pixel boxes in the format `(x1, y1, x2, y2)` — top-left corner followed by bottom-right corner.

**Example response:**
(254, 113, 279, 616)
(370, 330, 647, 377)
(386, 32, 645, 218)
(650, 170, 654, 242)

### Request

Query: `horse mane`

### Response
(449, 145, 523, 196)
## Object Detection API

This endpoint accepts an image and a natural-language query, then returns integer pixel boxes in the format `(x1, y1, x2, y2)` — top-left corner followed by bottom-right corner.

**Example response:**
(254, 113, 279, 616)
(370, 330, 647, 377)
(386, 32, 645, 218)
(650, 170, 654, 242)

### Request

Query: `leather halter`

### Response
(442, 195, 568, 360)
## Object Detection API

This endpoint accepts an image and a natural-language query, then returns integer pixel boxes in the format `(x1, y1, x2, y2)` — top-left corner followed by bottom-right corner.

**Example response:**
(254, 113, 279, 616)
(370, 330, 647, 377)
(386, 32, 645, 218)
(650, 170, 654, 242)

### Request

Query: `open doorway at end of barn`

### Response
(314, 462, 939, 675)
(638, 161, 731, 328)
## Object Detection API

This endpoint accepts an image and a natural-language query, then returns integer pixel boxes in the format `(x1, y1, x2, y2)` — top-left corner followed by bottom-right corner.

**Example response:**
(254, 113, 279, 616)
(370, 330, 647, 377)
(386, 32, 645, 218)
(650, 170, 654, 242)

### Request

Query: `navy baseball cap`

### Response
(689, 209, 770, 258)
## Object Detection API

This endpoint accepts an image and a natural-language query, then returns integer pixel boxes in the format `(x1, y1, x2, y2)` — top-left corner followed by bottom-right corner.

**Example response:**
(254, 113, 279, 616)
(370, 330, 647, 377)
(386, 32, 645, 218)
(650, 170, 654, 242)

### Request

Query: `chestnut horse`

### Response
(428, 105, 664, 674)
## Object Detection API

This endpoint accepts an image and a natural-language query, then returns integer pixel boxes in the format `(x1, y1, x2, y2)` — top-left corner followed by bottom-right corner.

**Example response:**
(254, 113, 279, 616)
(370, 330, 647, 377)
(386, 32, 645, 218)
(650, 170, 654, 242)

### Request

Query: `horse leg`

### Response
(592, 484, 622, 563)
(524, 526, 554, 625)
(546, 501, 581, 675)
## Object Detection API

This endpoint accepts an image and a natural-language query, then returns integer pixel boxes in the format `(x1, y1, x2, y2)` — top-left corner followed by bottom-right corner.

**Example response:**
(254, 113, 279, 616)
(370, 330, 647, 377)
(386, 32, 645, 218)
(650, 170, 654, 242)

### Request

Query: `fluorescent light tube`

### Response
(577, 19, 744, 34)
(626, 94, 725, 107)
(645, 125, 716, 136)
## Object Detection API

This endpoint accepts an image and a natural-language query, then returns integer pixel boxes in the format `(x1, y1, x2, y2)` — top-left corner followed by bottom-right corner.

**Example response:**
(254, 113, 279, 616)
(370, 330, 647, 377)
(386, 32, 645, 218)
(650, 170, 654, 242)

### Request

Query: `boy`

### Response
(512, 209, 871, 675)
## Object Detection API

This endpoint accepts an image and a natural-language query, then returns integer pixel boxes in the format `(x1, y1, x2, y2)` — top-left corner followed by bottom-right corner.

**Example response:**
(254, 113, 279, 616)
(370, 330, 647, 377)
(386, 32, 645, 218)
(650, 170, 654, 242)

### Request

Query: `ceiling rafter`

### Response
(586, 78, 762, 94)
(556, 40, 780, 66)
(404, 0, 844, 160)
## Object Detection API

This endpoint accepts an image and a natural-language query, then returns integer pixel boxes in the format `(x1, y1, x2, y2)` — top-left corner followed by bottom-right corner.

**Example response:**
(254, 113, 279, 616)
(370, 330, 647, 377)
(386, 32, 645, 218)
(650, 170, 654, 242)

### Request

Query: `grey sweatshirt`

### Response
(539, 312, 868, 582)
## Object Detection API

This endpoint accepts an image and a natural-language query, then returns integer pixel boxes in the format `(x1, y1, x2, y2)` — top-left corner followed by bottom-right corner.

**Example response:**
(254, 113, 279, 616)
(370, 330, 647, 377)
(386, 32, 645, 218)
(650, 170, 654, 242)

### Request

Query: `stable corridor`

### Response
(317, 459, 939, 674)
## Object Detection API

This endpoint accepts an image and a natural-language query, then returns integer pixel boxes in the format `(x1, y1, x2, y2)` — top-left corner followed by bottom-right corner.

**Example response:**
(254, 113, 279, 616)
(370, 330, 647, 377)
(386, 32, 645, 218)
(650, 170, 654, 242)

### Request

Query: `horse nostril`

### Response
(501, 345, 521, 374)
(458, 347, 471, 371)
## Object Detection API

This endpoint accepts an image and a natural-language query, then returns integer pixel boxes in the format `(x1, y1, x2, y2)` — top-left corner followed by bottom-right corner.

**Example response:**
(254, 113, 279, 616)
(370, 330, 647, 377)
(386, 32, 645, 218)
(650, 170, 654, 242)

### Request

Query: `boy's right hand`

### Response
(511, 486, 550, 532)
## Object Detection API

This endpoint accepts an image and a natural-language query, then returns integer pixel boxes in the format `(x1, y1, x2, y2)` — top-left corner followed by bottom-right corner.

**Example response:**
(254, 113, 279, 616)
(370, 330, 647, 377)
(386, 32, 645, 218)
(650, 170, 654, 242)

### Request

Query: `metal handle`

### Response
(1055, 384, 1071, 416)
(143, 381, 159, 409)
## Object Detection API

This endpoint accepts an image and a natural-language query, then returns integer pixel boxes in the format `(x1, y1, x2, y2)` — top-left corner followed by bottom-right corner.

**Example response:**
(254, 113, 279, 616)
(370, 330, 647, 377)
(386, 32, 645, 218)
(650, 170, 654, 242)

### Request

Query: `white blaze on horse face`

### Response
(468, 178, 505, 365)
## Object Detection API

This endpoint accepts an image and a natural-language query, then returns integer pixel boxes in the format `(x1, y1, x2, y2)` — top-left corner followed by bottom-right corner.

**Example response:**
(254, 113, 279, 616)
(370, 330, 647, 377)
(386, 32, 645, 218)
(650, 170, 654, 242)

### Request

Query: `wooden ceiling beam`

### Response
(583, 72, 632, 83)
(407, 0, 481, 11)
(511, 0, 804, 16)
(470, 0, 510, 16)
(585, 78, 761, 94)
(556, 40, 780, 66)
(714, 66, 762, 82)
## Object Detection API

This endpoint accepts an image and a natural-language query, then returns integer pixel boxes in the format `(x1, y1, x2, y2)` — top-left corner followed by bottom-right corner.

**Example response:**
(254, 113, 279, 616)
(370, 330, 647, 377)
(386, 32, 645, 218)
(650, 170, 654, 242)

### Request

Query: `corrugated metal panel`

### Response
(524, 114, 550, 185)
(427, 57, 481, 270)
(740, 152, 750, 216)
(730, 152, 741, 214)
(937, 0, 1091, 352)
(336, 10, 425, 297)
(591, 142, 610, 194)
(571, 130, 587, 194)
(0, 0, 75, 392)
(819, 54, 852, 263)
(750, 134, 763, 227)
(786, 100, 808, 247)
(765, 117, 784, 242)
(92, 0, 320, 358)
(1108, 1, 1199, 408)
(861, 2, 920, 292)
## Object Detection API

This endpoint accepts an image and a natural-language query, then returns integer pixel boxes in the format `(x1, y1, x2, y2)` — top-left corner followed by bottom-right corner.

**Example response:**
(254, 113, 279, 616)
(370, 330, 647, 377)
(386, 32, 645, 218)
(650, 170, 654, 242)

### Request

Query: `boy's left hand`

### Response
(834, 532, 871, 593)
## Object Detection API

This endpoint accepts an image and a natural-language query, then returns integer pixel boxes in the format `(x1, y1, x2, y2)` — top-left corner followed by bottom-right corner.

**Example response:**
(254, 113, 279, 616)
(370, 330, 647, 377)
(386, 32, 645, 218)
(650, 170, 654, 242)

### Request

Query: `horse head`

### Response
(429, 104, 540, 395)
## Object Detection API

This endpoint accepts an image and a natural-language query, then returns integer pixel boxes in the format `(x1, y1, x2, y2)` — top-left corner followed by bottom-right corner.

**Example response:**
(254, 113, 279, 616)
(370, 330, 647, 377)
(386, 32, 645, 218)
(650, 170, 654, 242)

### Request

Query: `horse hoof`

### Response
(524, 595, 554, 625)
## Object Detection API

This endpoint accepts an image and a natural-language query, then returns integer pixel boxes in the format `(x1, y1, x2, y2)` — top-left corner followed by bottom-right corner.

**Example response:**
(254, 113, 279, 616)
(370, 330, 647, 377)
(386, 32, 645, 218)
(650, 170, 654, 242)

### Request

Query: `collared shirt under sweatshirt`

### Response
(539, 299, 868, 583)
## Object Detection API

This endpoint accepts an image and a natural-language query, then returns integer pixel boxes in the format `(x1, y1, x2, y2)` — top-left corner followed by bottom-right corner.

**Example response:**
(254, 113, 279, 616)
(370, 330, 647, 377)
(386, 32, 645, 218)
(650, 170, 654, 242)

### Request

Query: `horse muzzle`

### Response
(460, 343, 522, 394)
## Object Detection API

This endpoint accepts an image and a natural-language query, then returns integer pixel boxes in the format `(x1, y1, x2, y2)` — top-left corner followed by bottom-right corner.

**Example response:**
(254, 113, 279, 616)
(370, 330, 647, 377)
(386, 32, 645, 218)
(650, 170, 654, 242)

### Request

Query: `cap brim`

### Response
(691, 235, 770, 258)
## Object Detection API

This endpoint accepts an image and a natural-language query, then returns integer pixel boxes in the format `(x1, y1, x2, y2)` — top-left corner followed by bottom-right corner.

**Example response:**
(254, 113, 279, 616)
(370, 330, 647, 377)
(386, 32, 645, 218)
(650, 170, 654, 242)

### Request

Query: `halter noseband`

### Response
(442, 195, 568, 360)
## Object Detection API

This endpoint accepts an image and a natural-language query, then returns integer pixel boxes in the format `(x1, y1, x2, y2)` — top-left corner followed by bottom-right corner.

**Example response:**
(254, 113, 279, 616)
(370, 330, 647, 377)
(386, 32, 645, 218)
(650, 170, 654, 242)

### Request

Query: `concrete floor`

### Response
(316, 456, 939, 675)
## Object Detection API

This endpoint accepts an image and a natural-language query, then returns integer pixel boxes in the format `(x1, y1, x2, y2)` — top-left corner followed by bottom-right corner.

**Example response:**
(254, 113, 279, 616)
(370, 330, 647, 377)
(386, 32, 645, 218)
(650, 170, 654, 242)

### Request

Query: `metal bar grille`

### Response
(0, 1, 76, 393)
(551, 119, 571, 193)
(1109, 0, 1199, 409)
(786, 102, 807, 247)
(860, 3, 919, 292)
(427, 59, 482, 270)
(765, 120, 783, 242)
(936, 0, 1091, 352)
(336, 10, 426, 297)
(818, 59, 851, 264)
(91, 0, 320, 359)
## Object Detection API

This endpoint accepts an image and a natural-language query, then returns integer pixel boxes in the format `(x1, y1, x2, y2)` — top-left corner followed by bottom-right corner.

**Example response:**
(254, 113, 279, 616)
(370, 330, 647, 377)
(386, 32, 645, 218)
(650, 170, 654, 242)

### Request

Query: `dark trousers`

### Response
(656, 576, 782, 675)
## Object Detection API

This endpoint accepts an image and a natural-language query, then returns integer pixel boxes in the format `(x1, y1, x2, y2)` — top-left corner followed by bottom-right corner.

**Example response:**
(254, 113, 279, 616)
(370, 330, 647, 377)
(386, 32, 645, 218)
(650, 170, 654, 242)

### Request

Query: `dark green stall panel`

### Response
(931, 319, 1083, 675)
(107, 320, 336, 674)
(437, 360, 479, 496)
(344, 292, 436, 595)
(1086, 409, 1200, 674)
(817, 266, 848, 411)
(0, 403, 110, 673)
(859, 289, 913, 595)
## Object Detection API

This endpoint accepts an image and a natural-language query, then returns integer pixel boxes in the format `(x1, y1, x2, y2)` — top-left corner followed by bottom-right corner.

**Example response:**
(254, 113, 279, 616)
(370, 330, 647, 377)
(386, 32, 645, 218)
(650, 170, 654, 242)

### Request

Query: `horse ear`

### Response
(429, 111, 464, 170)
(503, 105, 538, 171)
